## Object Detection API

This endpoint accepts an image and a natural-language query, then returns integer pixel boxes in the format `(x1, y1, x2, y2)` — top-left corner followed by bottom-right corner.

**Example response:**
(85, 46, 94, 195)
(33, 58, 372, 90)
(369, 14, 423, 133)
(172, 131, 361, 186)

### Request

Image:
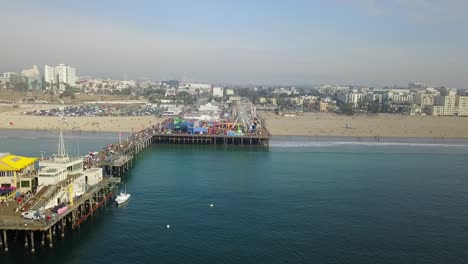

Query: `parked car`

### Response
(21, 210, 40, 221)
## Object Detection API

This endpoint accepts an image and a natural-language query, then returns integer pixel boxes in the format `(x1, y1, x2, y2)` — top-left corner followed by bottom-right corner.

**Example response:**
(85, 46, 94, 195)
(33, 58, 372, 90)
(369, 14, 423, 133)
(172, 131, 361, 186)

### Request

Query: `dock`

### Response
(0, 178, 119, 253)
(0, 101, 271, 254)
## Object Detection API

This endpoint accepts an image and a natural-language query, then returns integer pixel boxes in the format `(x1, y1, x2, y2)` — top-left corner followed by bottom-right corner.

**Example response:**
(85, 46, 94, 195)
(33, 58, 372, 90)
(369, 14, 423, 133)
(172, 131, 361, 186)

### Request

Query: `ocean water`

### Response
(1, 130, 468, 263)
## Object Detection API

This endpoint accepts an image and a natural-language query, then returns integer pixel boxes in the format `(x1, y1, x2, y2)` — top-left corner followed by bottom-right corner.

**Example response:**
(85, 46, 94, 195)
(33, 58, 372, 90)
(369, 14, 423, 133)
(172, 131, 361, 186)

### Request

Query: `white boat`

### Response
(115, 185, 131, 205)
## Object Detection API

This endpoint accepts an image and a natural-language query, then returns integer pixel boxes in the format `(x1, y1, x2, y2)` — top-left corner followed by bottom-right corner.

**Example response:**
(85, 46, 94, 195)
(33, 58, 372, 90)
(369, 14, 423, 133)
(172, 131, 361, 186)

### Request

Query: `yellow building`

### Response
(319, 101, 329, 112)
(0, 152, 38, 195)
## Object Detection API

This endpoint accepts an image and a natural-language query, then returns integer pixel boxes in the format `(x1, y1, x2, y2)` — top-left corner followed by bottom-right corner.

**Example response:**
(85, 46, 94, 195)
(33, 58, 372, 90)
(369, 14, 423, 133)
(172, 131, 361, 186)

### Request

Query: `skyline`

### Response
(1, 1, 468, 87)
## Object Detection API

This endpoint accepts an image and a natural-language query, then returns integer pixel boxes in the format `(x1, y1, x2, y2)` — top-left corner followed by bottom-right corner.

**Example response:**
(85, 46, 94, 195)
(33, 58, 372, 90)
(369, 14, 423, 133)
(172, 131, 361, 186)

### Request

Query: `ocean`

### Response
(1, 130, 468, 263)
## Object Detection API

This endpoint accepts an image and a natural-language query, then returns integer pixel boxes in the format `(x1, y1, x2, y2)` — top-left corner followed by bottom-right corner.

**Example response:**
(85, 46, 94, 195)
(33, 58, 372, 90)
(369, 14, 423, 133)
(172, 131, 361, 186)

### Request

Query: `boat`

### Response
(115, 185, 131, 205)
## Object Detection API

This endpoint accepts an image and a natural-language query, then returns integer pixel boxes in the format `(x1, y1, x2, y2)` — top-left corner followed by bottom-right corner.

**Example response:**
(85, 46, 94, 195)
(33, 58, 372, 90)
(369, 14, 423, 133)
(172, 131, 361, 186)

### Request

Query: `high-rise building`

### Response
(44, 64, 77, 87)
(429, 95, 468, 116)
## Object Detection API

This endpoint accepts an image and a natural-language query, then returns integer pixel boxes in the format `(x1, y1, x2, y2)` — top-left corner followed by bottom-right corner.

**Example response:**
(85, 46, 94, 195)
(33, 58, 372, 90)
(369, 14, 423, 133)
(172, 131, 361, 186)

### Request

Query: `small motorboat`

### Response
(115, 185, 131, 205)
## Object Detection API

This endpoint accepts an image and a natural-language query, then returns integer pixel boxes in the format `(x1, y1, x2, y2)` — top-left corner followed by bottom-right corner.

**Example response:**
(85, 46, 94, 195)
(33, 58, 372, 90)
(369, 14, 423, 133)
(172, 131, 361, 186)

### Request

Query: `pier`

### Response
(151, 130, 270, 146)
(0, 103, 271, 254)
(0, 177, 119, 253)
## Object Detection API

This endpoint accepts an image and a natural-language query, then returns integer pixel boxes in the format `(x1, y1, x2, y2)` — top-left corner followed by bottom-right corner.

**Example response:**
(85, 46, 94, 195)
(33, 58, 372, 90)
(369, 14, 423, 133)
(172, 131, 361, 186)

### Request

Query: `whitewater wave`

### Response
(270, 141, 468, 148)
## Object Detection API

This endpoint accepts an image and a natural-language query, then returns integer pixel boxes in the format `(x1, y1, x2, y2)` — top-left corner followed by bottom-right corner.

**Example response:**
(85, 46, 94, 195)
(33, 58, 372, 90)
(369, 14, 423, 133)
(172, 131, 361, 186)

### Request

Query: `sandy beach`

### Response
(2, 104, 468, 138)
(262, 112, 468, 138)
(0, 104, 161, 133)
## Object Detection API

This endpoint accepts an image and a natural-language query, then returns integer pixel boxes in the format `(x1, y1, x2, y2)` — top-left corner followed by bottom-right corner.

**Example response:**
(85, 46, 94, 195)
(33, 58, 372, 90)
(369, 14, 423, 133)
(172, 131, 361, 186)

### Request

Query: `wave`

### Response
(270, 141, 468, 148)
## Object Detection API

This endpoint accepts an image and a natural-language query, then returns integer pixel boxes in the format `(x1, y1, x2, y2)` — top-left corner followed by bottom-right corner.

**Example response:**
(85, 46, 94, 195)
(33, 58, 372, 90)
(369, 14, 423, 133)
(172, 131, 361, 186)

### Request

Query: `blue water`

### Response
(1, 130, 468, 263)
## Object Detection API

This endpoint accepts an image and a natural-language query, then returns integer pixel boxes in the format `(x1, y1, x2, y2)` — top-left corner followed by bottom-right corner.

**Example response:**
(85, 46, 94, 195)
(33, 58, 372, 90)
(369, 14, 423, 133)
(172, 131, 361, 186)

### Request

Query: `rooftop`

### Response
(0, 153, 37, 171)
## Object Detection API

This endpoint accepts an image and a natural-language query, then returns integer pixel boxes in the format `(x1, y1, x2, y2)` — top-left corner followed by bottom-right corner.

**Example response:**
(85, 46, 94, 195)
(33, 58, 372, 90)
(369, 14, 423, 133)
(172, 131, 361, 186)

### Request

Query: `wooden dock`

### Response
(0, 178, 119, 253)
(151, 132, 270, 146)
(0, 120, 271, 254)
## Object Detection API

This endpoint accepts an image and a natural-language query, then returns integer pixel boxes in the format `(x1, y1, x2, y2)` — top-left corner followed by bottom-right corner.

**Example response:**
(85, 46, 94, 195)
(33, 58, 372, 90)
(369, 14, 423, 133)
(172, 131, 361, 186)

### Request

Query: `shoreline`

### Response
(262, 112, 468, 139)
(2, 126, 468, 140)
(2, 129, 468, 146)
(2, 105, 468, 139)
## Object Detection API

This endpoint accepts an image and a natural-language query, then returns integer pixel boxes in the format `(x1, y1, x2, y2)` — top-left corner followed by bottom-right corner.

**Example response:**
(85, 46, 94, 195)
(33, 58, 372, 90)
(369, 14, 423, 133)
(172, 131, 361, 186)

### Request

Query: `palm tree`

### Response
(31, 79, 39, 90)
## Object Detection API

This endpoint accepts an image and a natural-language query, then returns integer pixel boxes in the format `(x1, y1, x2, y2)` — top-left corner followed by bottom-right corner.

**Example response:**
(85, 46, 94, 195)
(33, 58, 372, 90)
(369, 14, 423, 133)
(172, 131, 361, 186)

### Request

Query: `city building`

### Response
(212, 87, 224, 97)
(0, 152, 38, 194)
(415, 93, 434, 107)
(44, 64, 77, 89)
(408, 82, 428, 90)
(37, 131, 103, 209)
(385, 90, 414, 104)
(319, 101, 329, 112)
(225, 89, 235, 96)
(428, 95, 465, 116)
(336, 89, 366, 106)
(0, 72, 19, 85)
(165, 87, 177, 96)
(456, 96, 468, 116)
(21, 65, 42, 90)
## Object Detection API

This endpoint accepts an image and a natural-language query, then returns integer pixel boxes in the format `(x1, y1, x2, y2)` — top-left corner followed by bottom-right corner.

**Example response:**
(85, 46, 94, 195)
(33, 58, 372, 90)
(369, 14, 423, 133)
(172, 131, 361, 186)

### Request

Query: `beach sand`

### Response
(2, 104, 468, 138)
(261, 112, 468, 138)
(0, 104, 161, 133)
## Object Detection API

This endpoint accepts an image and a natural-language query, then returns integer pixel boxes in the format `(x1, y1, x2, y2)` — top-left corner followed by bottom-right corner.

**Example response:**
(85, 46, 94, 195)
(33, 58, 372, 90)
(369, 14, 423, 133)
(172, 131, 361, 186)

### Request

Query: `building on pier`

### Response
(35, 130, 103, 210)
(0, 153, 38, 194)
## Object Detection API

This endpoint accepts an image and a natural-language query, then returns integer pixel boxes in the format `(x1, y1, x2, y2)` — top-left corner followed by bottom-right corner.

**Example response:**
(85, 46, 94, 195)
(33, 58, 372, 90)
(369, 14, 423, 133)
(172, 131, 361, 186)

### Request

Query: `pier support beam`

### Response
(30, 231, 35, 254)
(41, 232, 45, 247)
(3, 230, 8, 252)
(49, 228, 53, 249)
(24, 231, 29, 249)
(61, 219, 65, 238)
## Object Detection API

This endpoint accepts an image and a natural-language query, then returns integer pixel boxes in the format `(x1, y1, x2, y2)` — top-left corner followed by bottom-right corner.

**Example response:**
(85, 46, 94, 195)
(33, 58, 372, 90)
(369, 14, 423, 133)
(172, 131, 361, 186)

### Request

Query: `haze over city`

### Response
(1, 0, 468, 87)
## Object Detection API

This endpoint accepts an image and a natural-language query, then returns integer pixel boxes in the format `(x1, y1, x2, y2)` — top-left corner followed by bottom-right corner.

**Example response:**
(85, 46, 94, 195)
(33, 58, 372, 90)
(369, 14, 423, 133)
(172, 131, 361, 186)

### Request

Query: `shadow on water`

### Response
(150, 143, 270, 153)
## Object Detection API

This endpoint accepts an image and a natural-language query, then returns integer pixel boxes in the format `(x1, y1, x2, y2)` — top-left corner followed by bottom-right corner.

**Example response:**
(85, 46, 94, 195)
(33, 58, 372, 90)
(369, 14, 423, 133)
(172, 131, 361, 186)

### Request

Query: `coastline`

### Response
(262, 112, 468, 139)
(2, 129, 468, 147)
(2, 105, 468, 139)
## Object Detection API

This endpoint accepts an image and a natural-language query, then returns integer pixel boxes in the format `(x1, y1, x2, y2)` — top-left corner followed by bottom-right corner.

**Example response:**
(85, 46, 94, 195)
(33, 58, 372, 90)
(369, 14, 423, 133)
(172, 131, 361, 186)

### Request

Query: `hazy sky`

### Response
(1, 0, 468, 87)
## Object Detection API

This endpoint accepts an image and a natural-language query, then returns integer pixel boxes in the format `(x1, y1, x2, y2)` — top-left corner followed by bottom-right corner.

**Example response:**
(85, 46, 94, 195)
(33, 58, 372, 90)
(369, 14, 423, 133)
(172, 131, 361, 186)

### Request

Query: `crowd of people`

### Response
(83, 126, 157, 169)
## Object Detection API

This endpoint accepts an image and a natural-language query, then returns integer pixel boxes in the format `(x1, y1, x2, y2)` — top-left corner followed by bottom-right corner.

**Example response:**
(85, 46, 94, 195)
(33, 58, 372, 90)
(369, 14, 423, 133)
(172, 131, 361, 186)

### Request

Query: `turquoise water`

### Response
(1, 130, 468, 263)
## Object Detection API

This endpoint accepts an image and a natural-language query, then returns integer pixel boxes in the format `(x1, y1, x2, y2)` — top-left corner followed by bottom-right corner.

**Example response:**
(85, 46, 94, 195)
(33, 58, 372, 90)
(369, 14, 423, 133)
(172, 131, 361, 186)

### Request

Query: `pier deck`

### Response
(0, 177, 120, 231)
(0, 114, 271, 253)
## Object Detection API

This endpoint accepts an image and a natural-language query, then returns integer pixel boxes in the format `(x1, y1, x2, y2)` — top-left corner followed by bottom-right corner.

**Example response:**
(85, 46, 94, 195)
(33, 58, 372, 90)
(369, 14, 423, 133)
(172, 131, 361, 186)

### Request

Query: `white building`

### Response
(187, 83, 212, 94)
(415, 93, 434, 107)
(385, 90, 414, 104)
(429, 95, 456, 116)
(37, 131, 104, 209)
(44, 64, 77, 88)
(225, 89, 235, 96)
(0, 72, 18, 84)
(198, 102, 221, 113)
(165, 87, 177, 96)
(337, 90, 365, 106)
(366, 93, 383, 102)
(212, 87, 224, 97)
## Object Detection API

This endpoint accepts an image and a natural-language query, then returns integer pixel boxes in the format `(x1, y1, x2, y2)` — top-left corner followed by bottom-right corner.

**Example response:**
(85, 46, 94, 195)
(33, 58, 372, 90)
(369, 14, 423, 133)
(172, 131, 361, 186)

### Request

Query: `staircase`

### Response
(21, 185, 50, 210)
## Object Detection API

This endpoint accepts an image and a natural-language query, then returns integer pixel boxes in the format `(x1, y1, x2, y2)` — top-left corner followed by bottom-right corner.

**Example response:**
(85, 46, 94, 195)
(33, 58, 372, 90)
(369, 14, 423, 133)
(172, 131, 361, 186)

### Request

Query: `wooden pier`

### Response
(0, 178, 119, 253)
(151, 133, 270, 146)
(0, 121, 271, 254)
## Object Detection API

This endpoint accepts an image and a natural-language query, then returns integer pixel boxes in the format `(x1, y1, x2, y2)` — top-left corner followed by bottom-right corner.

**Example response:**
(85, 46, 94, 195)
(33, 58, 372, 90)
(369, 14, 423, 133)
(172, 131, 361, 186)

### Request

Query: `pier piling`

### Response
(3, 230, 8, 252)
(49, 228, 53, 249)
(30, 231, 35, 254)
(24, 231, 29, 249)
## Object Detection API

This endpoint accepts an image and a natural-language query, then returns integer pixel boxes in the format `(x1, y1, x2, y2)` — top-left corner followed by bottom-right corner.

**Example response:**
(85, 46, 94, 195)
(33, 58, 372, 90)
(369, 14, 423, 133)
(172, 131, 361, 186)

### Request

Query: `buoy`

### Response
(166, 224, 170, 229)
(210, 204, 214, 208)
